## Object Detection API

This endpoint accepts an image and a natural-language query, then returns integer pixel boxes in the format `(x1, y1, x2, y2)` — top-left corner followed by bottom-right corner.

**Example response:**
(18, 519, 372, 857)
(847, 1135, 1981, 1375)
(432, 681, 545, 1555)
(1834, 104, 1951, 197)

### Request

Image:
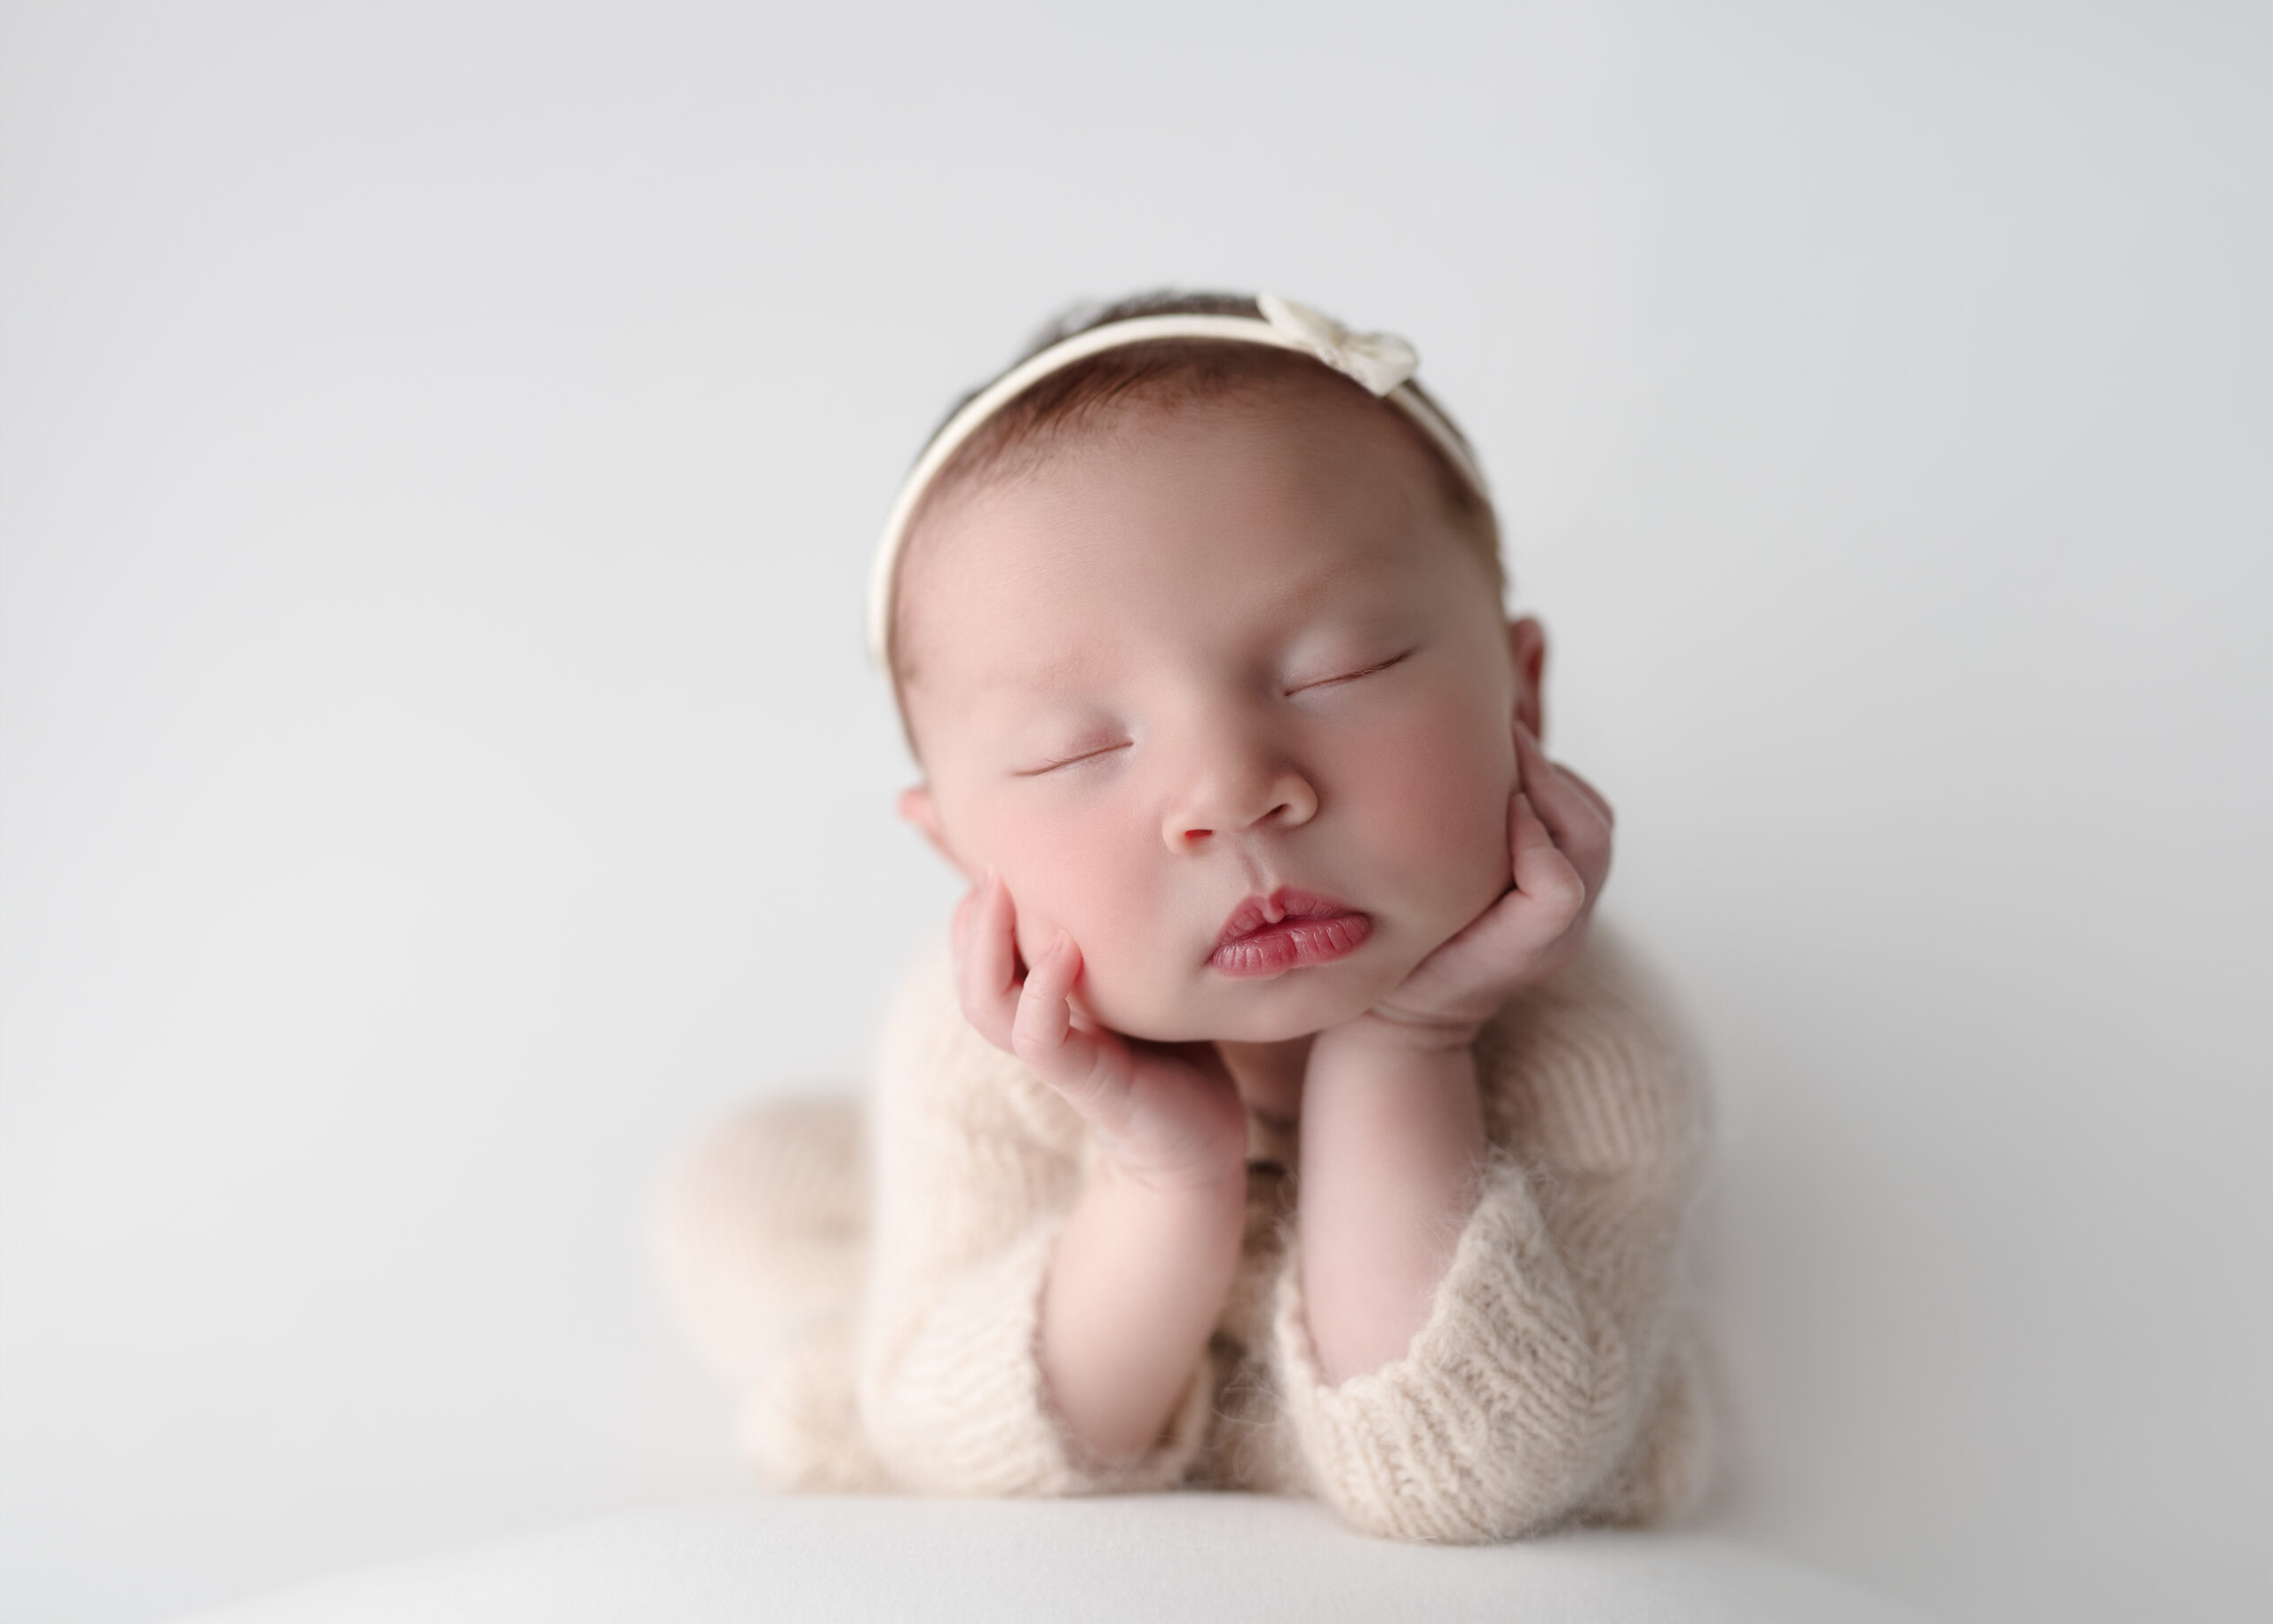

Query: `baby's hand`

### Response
(954, 871, 1250, 1194)
(1364, 723, 1614, 1039)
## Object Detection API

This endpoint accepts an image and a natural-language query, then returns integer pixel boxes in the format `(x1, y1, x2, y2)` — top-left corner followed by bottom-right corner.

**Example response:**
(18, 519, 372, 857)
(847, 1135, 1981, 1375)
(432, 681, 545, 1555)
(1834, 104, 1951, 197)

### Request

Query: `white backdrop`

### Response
(4, 4, 2267, 1621)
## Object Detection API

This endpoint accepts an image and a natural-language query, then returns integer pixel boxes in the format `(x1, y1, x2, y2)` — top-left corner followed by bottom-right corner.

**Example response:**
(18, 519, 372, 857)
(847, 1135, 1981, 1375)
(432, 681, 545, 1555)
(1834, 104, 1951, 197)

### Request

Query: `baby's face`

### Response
(898, 382, 1529, 1043)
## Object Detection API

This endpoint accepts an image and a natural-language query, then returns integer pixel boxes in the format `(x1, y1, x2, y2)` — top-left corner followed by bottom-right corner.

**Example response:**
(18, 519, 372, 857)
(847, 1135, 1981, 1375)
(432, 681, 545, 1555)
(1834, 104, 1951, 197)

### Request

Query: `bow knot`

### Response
(1256, 291, 1420, 396)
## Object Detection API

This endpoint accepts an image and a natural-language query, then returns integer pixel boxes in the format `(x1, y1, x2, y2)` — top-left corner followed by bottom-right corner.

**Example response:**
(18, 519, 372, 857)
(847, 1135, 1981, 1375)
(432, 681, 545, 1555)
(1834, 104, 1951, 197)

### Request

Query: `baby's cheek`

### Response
(1350, 711, 1515, 928)
(993, 808, 1176, 1027)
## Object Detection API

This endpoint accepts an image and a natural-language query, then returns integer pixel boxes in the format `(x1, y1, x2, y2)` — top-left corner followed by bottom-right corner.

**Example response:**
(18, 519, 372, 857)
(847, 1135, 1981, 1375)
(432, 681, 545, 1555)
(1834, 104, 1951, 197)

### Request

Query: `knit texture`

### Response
(659, 925, 1718, 1540)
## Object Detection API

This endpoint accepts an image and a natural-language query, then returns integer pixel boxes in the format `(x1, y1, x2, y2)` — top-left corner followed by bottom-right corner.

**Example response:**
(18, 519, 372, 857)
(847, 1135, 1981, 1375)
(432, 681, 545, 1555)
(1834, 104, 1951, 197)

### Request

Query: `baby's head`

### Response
(879, 292, 1544, 1045)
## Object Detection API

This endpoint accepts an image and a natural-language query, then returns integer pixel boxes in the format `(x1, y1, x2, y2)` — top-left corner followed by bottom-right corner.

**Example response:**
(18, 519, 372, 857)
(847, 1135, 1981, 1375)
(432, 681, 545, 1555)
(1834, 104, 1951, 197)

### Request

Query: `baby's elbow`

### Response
(855, 1358, 1065, 1499)
(854, 1229, 1085, 1497)
(856, 1325, 1123, 1499)
(1311, 1332, 1640, 1545)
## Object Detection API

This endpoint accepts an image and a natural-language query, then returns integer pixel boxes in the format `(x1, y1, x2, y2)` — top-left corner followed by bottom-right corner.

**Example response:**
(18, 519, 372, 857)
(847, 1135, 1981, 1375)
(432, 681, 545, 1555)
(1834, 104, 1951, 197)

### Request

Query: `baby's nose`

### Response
(1162, 758, 1319, 852)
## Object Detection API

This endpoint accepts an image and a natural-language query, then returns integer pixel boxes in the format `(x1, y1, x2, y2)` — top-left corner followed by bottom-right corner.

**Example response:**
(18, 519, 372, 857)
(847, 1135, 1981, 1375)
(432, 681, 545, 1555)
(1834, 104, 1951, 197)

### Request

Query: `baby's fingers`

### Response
(1010, 932, 1129, 1125)
(1509, 793, 1588, 932)
(1010, 931, 1079, 1058)
(954, 868, 1023, 1051)
(1515, 727, 1613, 899)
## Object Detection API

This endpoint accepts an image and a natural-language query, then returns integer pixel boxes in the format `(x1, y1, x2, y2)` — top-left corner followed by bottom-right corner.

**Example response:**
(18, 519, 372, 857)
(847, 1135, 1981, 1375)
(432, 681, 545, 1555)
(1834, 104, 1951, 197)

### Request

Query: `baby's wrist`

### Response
(1324, 1005, 1486, 1059)
(1092, 1136, 1250, 1205)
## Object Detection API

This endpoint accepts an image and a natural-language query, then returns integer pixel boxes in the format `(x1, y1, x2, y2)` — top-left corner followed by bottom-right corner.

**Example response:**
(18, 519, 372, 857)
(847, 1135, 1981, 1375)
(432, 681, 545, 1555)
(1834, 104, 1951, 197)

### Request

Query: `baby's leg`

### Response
(659, 1093, 883, 1489)
(660, 1093, 866, 1375)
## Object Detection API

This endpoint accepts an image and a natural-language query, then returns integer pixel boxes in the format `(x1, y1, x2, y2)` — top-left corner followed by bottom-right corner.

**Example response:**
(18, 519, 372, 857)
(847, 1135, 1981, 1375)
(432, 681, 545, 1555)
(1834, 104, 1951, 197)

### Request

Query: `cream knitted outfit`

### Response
(661, 925, 1717, 1542)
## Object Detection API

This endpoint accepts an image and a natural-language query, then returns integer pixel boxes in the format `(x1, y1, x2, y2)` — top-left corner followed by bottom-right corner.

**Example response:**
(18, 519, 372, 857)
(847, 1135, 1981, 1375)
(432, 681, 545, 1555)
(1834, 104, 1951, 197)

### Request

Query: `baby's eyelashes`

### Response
(1283, 646, 1416, 696)
(1005, 651, 1419, 776)
(1013, 741, 1132, 777)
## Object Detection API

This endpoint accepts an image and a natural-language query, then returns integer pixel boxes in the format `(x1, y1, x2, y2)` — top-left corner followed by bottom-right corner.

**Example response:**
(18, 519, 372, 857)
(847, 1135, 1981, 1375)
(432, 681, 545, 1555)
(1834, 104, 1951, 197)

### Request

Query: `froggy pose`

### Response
(663, 292, 1716, 1541)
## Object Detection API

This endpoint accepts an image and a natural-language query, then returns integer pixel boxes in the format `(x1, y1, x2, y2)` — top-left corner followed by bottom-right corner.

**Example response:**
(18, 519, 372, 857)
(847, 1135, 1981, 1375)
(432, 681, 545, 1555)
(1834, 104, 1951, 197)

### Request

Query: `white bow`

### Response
(1256, 291, 1421, 396)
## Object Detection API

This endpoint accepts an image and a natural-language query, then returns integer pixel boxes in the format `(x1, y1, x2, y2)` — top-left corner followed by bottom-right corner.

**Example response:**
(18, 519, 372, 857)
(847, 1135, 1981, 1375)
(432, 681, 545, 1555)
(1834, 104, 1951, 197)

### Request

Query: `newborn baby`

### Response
(662, 290, 1717, 1542)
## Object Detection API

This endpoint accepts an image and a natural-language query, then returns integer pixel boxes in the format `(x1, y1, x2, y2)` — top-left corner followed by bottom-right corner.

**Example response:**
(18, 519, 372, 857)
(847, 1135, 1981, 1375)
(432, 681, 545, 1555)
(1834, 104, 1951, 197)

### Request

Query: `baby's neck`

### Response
(1213, 1034, 1313, 1130)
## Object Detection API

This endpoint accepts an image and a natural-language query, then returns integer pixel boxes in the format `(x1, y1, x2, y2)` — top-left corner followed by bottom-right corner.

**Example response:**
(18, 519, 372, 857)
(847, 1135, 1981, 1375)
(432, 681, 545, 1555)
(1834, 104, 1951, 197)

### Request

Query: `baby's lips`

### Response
(1208, 911, 1374, 978)
(1211, 885, 1360, 952)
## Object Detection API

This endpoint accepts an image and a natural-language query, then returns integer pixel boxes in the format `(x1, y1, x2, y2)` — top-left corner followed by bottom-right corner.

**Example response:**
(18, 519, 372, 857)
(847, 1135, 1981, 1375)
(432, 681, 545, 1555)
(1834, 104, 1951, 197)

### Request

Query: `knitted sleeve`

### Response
(852, 944, 1216, 1496)
(1265, 932, 1715, 1542)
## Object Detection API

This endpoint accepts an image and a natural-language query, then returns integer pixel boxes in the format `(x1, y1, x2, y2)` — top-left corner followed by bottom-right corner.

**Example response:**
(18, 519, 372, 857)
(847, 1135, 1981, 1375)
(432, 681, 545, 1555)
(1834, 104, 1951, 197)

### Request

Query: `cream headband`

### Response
(865, 292, 1493, 666)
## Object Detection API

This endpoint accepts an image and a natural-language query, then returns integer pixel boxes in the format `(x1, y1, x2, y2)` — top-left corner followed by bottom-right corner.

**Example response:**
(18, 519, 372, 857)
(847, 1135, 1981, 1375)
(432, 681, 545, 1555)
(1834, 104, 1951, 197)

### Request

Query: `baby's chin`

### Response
(1077, 959, 1407, 1045)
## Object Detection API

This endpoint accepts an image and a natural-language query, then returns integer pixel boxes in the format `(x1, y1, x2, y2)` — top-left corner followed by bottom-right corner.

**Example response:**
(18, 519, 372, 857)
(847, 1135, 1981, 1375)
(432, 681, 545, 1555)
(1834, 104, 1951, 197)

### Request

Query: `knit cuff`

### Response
(859, 1215, 1216, 1497)
(1050, 1329, 1219, 1495)
(1269, 1150, 1629, 1542)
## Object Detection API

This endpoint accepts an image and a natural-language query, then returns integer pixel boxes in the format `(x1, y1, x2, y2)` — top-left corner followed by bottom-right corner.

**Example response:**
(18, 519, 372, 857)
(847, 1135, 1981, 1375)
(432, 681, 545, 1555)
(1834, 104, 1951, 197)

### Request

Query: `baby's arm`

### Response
(1295, 1018, 1490, 1382)
(1298, 724, 1607, 1382)
(855, 932, 1225, 1495)
(1278, 733, 1713, 1541)
(953, 875, 1251, 1466)
(1027, 1137, 1243, 1462)
(1275, 945, 1711, 1541)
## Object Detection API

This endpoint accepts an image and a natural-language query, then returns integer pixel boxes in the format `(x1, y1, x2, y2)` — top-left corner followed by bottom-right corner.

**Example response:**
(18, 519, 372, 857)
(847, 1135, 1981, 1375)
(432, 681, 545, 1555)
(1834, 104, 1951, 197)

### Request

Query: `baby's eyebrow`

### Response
(968, 646, 1111, 696)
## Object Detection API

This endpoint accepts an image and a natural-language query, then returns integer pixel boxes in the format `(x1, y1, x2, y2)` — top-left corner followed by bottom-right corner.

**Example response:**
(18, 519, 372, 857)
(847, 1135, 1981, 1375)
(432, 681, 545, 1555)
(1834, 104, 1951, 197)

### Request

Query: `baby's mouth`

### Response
(1209, 888, 1373, 978)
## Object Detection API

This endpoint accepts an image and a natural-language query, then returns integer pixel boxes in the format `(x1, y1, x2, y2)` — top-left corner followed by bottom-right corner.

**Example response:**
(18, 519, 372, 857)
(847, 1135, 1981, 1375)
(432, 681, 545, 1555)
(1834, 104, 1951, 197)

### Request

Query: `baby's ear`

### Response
(1508, 616, 1548, 741)
(897, 786, 972, 878)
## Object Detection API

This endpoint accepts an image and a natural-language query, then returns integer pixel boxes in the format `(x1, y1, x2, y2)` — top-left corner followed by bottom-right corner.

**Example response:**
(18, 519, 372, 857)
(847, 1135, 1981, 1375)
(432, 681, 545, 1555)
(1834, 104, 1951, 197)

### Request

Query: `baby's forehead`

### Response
(888, 373, 1498, 751)
(905, 381, 1440, 582)
(904, 466, 1428, 658)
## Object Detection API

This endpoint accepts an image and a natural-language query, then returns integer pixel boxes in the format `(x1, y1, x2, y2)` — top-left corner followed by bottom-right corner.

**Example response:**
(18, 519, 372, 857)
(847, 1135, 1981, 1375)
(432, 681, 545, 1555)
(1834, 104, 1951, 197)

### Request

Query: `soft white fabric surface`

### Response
(176, 1497, 1933, 1624)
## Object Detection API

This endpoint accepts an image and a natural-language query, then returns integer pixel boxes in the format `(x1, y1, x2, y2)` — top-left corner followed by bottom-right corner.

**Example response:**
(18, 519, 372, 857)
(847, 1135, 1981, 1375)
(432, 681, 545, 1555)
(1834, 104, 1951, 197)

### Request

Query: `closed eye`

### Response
(1015, 741, 1131, 777)
(1288, 648, 1415, 694)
